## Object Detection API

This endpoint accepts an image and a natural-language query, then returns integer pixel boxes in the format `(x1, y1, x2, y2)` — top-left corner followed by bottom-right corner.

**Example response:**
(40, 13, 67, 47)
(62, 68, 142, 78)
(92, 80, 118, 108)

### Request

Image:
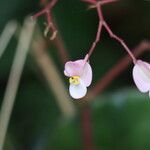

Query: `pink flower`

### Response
(133, 60, 150, 97)
(64, 55, 92, 99)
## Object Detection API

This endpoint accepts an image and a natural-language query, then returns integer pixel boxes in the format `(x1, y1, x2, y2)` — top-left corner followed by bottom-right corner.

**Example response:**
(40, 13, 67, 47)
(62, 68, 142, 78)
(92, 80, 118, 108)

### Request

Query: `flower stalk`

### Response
(84, 0, 137, 64)
(32, 0, 58, 40)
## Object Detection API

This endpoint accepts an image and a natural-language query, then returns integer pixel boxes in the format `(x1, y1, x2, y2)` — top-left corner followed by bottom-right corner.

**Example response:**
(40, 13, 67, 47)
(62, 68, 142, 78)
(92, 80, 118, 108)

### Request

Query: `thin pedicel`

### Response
(32, 0, 58, 40)
(84, 0, 137, 64)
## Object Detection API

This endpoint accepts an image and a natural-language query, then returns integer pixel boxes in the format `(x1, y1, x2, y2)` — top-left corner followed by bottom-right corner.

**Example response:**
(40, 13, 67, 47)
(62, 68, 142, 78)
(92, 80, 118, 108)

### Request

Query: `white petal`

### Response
(64, 70, 69, 76)
(133, 60, 150, 93)
(80, 62, 92, 87)
(69, 80, 87, 99)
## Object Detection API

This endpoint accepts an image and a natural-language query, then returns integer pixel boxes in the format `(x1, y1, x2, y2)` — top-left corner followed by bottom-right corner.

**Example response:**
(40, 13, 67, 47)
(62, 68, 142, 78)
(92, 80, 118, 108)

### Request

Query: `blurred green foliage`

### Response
(0, 0, 150, 150)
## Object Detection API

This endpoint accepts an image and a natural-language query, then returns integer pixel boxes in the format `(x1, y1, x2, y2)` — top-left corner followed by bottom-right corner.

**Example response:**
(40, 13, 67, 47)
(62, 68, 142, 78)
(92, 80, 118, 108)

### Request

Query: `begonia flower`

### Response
(133, 59, 150, 97)
(64, 55, 92, 99)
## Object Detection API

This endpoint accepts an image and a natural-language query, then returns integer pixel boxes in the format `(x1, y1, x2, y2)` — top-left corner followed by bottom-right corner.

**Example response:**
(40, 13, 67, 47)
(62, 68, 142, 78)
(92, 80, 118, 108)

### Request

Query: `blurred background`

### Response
(0, 0, 150, 150)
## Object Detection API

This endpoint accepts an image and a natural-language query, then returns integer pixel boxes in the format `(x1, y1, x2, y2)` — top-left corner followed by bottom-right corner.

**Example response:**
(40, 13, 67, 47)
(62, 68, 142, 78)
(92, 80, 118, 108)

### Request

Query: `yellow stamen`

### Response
(69, 76, 80, 85)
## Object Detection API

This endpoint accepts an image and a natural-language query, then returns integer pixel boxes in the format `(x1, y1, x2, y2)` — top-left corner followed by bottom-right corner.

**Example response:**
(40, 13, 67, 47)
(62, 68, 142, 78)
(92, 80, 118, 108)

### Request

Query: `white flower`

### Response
(64, 56, 92, 99)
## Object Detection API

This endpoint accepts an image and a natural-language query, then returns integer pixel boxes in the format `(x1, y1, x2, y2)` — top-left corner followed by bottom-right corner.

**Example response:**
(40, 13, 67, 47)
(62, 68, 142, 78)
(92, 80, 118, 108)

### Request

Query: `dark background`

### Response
(0, 0, 150, 150)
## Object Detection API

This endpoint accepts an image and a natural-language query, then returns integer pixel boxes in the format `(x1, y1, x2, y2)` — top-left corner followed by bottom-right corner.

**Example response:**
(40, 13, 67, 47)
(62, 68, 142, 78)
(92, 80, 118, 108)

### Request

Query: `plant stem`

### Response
(31, 29, 76, 118)
(85, 41, 150, 101)
(103, 21, 137, 64)
(81, 105, 94, 150)
(32, 0, 58, 40)
(0, 21, 18, 59)
(0, 18, 36, 150)
(88, 22, 103, 58)
(87, 2, 137, 64)
(33, 0, 58, 19)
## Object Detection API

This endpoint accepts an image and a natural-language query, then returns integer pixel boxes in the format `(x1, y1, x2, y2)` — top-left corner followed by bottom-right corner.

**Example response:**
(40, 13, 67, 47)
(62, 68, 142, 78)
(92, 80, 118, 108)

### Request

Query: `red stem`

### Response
(32, 9, 45, 19)
(82, 0, 118, 5)
(33, 0, 60, 41)
(33, 0, 69, 64)
(81, 106, 94, 150)
(87, 2, 137, 64)
(33, 0, 57, 18)
(46, 0, 57, 9)
(46, 11, 51, 24)
(88, 22, 103, 58)
(97, 4, 104, 21)
(103, 22, 136, 64)
(85, 41, 150, 101)
(100, 0, 118, 5)
(53, 34, 70, 64)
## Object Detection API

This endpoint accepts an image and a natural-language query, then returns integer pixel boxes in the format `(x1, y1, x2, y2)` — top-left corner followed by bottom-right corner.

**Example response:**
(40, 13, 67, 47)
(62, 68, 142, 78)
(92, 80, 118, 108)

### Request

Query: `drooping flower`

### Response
(132, 59, 150, 97)
(64, 55, 92, 99)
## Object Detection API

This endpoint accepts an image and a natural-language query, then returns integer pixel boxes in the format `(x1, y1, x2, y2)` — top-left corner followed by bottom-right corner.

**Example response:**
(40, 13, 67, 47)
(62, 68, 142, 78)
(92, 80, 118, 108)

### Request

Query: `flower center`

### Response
(69, 76, 80, 85)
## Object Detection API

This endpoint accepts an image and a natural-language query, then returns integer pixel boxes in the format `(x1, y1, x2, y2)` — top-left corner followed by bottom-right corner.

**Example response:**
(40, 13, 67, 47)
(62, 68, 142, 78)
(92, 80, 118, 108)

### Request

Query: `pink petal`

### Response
(80, 62, 92, 87)
(64, 60, 85, 77)
(133, 60, 150, 93)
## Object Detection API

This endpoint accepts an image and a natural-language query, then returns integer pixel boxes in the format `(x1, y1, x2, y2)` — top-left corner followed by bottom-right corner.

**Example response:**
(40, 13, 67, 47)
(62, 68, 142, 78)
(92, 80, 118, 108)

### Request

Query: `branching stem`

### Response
(32, 0, 58, 40)
(86, 1, 137, 64)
